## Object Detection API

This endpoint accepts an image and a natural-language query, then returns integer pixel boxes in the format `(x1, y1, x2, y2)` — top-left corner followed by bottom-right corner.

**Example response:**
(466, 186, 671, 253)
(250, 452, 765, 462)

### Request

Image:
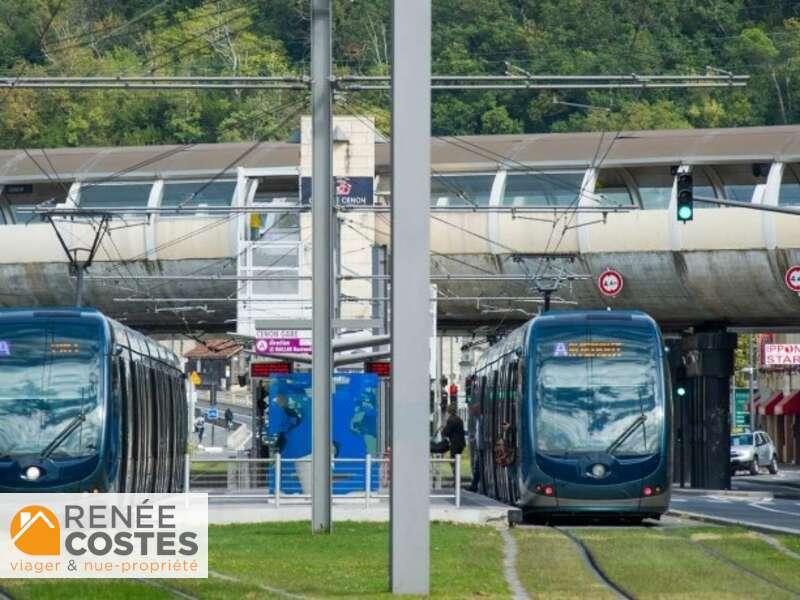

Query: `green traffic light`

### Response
(677, 205, 693, 221)
(676, 386, 687, 397)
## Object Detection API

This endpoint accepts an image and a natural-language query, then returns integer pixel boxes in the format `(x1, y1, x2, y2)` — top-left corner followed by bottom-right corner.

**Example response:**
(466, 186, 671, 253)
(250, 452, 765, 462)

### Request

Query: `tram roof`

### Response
(1, 125, 800, 183)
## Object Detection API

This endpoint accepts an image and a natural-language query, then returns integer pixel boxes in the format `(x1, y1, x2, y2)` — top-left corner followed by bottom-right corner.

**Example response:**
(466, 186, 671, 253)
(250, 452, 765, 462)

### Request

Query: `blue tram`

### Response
(470, 310, 671, 520)
(0, 308, 187, 493)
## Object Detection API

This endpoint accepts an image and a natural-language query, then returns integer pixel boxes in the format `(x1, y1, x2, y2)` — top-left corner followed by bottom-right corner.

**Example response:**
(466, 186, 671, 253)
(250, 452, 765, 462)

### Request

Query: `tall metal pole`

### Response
(311, 0, 333, 534)
(391, 0, 431, 594)
(749, 335, 756, 432)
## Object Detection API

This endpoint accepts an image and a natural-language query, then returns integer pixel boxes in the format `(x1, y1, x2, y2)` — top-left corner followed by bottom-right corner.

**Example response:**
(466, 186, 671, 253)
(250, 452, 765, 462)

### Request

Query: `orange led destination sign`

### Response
(554, 341, 622, 358)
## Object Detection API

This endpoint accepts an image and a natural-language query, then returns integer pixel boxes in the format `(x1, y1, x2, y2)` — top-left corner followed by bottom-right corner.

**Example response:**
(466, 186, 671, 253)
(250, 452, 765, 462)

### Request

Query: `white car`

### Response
(730, 431, 779, 476)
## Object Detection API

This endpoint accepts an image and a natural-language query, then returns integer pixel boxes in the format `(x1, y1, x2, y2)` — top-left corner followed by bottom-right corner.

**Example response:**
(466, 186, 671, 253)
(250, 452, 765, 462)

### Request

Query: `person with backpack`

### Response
(442, 404, 466, 476)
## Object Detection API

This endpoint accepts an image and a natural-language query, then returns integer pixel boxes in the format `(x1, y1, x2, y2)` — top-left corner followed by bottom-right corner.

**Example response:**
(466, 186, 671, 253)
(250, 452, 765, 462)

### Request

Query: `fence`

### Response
(187, 453, 462, 507)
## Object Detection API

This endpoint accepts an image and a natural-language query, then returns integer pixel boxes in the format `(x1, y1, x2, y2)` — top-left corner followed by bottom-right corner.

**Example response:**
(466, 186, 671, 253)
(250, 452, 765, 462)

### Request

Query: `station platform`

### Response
(207, 491, 513, 526)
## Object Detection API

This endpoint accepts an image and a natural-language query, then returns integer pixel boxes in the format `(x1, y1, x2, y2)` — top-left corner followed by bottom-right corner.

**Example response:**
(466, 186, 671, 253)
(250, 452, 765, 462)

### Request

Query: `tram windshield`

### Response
(534, 324, 662, 456)
(0, 322, 103, 459)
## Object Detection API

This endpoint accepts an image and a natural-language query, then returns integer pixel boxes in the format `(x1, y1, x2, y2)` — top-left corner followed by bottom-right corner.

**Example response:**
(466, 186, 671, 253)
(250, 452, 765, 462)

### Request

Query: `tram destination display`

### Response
(553, 341, 623, 358)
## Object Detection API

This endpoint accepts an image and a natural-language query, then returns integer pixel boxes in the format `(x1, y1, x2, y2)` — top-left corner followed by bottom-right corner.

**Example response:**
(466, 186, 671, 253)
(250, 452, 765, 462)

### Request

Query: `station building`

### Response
(2, 121, 800, 460)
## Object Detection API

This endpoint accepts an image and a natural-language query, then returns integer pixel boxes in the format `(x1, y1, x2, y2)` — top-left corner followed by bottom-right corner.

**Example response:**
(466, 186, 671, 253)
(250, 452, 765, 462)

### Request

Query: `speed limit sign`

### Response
(785, 265, 800, 293)
(598, 269, 624, 297)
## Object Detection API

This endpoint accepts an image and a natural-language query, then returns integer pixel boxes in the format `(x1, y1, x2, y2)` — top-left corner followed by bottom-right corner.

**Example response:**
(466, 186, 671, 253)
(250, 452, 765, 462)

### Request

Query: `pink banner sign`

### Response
(255, 337, 311, 355)
(764, 344, 800, 366)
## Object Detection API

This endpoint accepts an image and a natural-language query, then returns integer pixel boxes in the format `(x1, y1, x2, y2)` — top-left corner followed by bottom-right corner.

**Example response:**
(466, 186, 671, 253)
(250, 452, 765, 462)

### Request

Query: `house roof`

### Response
(184, 339, 243, 360)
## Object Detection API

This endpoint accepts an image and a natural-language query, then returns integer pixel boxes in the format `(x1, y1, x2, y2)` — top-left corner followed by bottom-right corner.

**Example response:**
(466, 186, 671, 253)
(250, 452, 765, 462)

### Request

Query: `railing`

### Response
(187, 453, 462, 507)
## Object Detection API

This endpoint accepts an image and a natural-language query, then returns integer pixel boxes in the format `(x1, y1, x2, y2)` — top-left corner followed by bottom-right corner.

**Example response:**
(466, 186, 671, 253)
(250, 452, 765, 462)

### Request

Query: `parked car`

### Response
(730, 431, 779, 476)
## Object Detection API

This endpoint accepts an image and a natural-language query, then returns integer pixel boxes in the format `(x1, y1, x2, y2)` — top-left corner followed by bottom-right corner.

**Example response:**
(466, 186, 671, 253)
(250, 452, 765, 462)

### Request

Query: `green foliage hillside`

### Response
(1, 0, 799, 148)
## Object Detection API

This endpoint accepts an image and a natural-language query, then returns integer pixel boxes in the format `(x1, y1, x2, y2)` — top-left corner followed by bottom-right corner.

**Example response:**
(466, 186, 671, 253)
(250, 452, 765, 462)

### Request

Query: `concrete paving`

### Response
(207, 491, 512, 526)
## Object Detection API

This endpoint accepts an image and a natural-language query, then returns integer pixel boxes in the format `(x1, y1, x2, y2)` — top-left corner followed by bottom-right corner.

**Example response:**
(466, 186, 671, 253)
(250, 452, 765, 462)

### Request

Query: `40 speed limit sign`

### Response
(598, 269, 624, 297)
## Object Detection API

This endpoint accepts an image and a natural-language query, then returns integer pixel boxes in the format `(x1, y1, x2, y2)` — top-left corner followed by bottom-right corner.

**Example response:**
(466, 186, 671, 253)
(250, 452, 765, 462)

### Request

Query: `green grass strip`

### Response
(674, 527, 800, 596)
(575, 527, 783, 599)
(5, 522, 508, 599)
(777, 533, 800, 556)
(512, 528, 616, 599)
(0, 579, 173, 600)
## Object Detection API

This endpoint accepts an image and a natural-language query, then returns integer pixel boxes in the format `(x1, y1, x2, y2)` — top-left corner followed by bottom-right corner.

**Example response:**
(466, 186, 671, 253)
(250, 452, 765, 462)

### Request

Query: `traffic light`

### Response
(677, 172, 694, 223)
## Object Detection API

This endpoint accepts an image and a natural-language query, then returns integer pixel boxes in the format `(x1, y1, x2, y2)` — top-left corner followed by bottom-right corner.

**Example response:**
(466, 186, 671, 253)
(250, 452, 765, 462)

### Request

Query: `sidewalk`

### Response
(207, 491, 513, 526)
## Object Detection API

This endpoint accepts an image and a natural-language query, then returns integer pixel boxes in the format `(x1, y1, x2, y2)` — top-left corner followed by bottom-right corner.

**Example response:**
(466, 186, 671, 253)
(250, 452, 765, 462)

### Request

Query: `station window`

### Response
(779, 164, 800, 207)
(431, 174, 494, 207)
(250, 177, 300, 242)
(501, 171, 584, 207)
(594, 170, 634, 207)
(250, 244, 300, 296)
(375, 174, 391, 206)
(716, 163, 763, 203)
(161, 180, 236, 214)
(692, 167, 718, 210)
(78, 182, 152, 213)
(630, 167, 673, 210)
(4, 182, 69, 223)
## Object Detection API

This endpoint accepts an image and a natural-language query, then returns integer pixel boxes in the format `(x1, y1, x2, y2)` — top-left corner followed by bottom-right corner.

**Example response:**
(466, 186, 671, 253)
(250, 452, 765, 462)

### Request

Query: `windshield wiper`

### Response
(605, 415, 647, 455)
(39, 414, 86, 459)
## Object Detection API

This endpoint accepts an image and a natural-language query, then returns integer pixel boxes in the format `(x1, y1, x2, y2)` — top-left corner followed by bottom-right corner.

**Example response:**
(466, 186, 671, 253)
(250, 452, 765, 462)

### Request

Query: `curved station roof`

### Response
(1, 124, 799, 332)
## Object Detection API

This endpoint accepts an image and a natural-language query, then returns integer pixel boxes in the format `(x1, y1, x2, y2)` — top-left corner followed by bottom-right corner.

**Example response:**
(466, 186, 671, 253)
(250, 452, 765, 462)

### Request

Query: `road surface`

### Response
(671, 491, 800, 534)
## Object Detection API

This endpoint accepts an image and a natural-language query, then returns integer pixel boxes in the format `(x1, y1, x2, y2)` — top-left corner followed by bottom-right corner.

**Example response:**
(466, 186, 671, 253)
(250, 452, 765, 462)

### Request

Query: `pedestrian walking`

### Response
(225, 408, 234, 431)
(442, 404, 466, 476)
(194, 416, 205, 444)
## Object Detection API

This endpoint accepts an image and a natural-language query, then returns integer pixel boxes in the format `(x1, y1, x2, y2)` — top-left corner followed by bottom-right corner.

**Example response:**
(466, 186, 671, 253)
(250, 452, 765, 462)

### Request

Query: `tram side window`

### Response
(117, 352, 135, 492)
(507, 361, 518, 458)
(111, 356, 124, 482)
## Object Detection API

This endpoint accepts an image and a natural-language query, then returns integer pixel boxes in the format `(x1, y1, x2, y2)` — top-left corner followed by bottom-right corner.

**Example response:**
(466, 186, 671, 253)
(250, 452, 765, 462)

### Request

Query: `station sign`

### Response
(365, 361, 391, 378)
(785, 266, 800, 293)
(250, 362, 292, 378)
(4, 184, 32, 194)
(763, 344, 800, 366)
(300, 176, 374, 207)
(597, 269, 624, 297)
(255, 337, 311, 355)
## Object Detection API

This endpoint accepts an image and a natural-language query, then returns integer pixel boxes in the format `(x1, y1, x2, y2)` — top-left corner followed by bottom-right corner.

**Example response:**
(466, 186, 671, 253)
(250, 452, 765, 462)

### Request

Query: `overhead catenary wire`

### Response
(85, 97, 308, 301)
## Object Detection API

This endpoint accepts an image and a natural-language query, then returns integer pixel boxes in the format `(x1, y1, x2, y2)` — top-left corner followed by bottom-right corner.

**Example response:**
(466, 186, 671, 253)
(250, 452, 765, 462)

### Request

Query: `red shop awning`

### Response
(775, 390, 800, 416)
(760, 391, 784, 416)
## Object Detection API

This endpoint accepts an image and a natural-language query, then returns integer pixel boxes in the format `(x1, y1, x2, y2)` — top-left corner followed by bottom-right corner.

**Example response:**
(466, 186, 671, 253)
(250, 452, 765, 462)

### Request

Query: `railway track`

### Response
(550, 526, 635, 600)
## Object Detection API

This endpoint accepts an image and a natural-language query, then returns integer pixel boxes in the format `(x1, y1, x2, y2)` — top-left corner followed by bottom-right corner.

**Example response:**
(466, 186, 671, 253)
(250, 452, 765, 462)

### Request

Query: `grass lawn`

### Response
(4, 522, 508, 599)
(675, 528, 800, 593)
(575, 526, 795, 599)
(513, 527, 616, 599)
(189, 461, 230, 475)
(778, 533, 800, 555)
(5, 521, 799, 599)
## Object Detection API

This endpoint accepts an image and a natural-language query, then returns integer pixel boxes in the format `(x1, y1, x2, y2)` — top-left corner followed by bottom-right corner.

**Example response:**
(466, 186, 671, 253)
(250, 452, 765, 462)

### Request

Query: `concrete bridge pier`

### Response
(676, 331, 737, 490)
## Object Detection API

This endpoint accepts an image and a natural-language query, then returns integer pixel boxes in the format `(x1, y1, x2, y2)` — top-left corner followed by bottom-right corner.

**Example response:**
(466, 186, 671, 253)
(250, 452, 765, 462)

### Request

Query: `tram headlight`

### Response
(590, 464, 606, 478)
(24, 466, 41, 481)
